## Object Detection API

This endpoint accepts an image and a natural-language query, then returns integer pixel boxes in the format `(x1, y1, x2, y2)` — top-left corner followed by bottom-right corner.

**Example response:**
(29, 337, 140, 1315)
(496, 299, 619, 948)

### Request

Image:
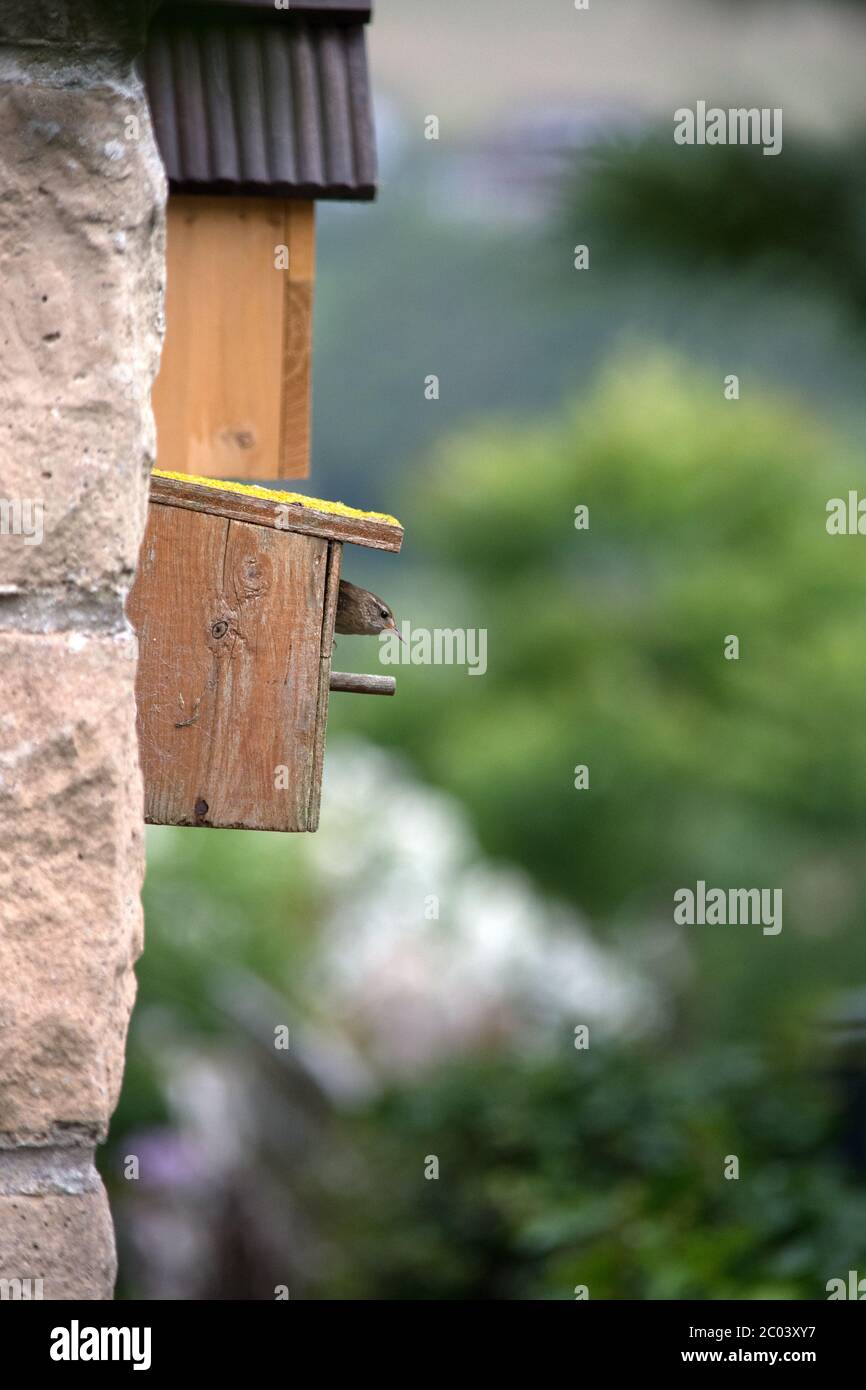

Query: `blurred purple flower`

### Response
(123, 1128, 212, 1192)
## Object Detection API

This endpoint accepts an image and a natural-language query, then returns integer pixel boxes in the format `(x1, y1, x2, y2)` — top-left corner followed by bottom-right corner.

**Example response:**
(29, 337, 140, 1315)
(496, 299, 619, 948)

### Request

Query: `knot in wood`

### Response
(211, 619, 229, 640)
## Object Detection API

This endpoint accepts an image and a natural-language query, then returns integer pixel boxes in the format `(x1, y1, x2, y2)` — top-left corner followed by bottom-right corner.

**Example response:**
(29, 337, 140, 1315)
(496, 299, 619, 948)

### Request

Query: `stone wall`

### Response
(0, 0, 164, 1299)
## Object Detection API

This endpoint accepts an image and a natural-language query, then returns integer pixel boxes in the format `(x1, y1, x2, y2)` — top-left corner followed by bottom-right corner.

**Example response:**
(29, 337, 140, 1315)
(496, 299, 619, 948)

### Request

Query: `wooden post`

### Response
(152, 198, 315, 480)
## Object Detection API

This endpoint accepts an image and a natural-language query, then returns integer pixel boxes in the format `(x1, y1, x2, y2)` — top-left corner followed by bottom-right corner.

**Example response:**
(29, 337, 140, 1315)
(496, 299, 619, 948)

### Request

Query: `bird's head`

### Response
(337, 580, 406, 642)
(368, 594, 398, 635)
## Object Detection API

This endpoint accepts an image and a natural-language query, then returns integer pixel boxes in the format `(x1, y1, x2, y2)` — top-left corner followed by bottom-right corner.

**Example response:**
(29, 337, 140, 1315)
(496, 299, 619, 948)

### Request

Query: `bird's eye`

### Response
(380, 608, 389, 620)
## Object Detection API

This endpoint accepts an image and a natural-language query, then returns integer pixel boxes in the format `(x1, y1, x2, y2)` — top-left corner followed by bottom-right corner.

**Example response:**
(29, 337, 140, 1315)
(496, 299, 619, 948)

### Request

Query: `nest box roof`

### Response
(150, 470, 403, 552)
(145, 0, 377, 200)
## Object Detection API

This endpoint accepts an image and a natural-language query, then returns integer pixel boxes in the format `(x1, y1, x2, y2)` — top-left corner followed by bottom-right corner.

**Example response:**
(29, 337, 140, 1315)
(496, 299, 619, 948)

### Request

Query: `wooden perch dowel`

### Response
(329, 671, 396, 697)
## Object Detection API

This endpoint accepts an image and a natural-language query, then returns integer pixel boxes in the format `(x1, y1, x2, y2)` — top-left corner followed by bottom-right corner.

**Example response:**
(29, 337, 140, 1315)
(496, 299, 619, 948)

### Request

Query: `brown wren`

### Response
(335, 579, 405, 641)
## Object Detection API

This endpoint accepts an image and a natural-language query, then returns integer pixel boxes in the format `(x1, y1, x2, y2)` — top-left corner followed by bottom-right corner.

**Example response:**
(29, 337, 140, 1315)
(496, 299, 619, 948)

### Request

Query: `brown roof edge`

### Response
(149, 473, 404, 554)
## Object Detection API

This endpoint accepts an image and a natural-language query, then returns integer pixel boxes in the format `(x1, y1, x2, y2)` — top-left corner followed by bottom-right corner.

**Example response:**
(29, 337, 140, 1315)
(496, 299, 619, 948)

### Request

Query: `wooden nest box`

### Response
(128, 472, 403, 832)
(144, 0, 376, 481)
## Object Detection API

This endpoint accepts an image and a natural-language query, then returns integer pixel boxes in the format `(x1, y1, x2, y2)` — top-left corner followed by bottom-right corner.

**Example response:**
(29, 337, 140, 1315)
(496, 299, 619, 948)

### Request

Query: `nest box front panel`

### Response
(128, 502, 337, 833)
(152, 196, 315, 482)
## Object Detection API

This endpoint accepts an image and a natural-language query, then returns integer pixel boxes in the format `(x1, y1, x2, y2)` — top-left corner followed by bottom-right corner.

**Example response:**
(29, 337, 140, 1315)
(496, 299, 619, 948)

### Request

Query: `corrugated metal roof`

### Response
(144, 3, 377, 200)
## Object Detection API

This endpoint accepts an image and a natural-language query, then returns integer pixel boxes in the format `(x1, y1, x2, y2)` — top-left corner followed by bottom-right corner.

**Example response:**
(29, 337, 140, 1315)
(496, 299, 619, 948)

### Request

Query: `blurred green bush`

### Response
(347, 352, 866, 1041)
(324, 1047, 866, 1300)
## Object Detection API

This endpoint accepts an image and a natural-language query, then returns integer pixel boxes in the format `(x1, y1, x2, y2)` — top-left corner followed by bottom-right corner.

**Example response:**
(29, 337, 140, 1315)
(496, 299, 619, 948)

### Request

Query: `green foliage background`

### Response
(344, 356, 866, 1043)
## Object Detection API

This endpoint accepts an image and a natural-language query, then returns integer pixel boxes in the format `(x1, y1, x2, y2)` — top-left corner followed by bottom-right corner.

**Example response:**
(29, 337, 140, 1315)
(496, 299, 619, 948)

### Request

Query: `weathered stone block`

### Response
(0, 78, 165, 593)
(0, 630, 144, 1146)
(0, 1188, 115, 1301)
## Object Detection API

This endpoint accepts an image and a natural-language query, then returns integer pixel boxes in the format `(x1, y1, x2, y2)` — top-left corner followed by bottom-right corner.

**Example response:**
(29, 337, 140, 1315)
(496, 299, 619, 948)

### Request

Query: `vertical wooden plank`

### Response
(279, 201, 315, 480)
(307, 540, 342, 830)
(204, 515, 327, 828)
(153, 195, 313, 482)
(128, 502, 329, 831)
(128, 504, 230, 825)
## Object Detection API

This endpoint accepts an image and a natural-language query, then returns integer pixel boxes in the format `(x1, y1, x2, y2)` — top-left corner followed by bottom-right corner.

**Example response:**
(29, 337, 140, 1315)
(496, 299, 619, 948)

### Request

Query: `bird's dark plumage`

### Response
(335, 579, 401, 638)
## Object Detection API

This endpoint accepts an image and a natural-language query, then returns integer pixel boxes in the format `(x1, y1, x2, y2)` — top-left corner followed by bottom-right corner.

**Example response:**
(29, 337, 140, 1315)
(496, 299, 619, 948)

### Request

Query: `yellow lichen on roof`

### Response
(151, 470, 402, 529)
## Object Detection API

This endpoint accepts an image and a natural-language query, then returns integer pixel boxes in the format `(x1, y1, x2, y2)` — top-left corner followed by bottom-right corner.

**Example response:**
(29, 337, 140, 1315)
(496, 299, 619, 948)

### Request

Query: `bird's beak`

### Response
(388, 618, 407, 646)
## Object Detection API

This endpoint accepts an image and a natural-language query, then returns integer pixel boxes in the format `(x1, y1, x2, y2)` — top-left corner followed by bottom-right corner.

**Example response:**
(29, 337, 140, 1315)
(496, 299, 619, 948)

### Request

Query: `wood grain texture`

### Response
(307, 541, 343, 830)
(152, 195, 314, 482)
(149, 472, 404, 553)
(279, 202, 315, 479)
(128, 503, 329, 831)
